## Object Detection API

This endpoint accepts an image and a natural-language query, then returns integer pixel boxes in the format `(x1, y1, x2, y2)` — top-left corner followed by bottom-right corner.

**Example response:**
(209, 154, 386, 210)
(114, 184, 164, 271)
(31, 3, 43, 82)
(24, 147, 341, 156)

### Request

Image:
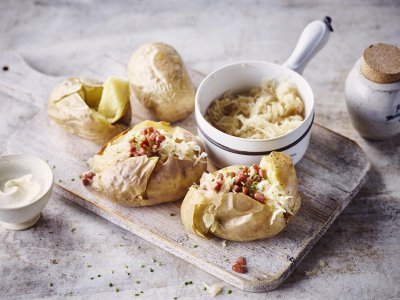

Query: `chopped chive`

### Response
(109, 283, 113, 287)
(150, 268, 154, 272)
(228, 289, 232, 294)
(71, 228, 76, 233)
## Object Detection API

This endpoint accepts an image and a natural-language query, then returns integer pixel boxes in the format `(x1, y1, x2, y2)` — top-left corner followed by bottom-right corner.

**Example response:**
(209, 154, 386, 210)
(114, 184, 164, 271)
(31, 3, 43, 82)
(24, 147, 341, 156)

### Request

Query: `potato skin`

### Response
(181, 152, 301, 242)
(90, 121, 207, 207)
(127, 43, 195, 122)
(48, 78, 128, 144)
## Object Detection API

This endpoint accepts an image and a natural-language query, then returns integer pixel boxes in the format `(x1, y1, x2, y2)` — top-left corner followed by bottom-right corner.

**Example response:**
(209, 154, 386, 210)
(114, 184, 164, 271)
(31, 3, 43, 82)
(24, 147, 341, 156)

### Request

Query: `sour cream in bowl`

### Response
(0, 154, 53, 230)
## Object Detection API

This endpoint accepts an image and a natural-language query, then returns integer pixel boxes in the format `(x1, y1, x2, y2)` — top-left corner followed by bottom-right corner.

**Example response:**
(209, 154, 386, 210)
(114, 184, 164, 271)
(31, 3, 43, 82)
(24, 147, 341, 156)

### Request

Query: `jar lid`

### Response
(361, 43, 400, 84)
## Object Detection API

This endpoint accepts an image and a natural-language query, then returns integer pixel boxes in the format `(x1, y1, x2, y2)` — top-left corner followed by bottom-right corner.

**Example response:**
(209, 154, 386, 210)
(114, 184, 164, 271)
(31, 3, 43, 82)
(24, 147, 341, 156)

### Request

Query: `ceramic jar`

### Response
(345, 44, 400, 140)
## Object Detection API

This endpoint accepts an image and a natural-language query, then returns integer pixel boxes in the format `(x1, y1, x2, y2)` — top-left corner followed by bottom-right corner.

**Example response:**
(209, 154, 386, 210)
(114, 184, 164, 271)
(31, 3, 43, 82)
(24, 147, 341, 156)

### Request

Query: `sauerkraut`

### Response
(205, 79, 305, 139)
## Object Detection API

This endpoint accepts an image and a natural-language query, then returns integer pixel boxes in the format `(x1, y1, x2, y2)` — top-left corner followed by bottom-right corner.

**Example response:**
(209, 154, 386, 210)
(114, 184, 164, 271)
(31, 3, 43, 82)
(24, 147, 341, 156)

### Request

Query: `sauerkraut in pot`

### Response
(205, 79, 305, 139)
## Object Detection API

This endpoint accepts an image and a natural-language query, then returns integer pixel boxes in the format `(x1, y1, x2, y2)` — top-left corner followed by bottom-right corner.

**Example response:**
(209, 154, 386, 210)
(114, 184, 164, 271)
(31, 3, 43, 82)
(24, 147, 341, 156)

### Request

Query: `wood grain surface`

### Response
(6, 52, 370, 292)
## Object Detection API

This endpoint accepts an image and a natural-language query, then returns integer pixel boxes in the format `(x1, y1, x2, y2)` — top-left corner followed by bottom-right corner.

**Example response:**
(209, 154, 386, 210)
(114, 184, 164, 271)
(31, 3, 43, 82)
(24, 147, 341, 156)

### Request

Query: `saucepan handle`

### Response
(283, 16, 333, 74)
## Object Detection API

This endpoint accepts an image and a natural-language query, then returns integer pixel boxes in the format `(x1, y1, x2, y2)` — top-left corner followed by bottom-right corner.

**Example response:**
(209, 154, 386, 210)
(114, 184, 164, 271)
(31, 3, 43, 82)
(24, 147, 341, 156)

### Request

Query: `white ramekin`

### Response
(195, 17, 333, 167)
(0, 154, 53, 230)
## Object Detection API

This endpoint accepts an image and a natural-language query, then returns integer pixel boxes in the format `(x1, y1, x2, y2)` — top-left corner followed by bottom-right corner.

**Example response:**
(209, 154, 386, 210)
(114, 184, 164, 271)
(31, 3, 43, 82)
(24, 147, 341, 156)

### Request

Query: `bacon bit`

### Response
(232, 185, 241, 193)
(258, 168, 266, 178)
(236, 256, 246, 266)
(148, 127, 154, 133)
(253, 191, 265, 204)
(156, 135, 165, 143)
(148, 132, 156, 141)
(139, 139, 149, 148)
(232, 263, 247, 274)
(236, 174, 247, 183)
(80, 171, 95, 186)
(214, 183, 222, 192)
(216, 173, 224, 185)
(242, 186, 249, 195)
(252, 164, 260, 173)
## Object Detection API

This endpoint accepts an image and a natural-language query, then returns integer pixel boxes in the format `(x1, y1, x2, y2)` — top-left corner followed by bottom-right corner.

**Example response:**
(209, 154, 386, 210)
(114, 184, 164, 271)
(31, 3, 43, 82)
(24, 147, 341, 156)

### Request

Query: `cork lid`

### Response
(361, 43, 400, 84)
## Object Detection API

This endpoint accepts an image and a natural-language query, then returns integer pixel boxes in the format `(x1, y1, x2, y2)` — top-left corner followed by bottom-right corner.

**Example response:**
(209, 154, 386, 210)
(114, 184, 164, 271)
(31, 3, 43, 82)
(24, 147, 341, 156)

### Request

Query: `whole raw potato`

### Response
(127, 43, 195, 122)
(181, 152, 301, 241)
(86, 120, 207, 207)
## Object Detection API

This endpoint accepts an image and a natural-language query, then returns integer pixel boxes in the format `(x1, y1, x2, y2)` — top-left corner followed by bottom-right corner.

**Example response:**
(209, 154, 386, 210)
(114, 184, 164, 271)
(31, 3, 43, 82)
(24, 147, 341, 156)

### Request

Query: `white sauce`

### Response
(0, 174, 41, 209)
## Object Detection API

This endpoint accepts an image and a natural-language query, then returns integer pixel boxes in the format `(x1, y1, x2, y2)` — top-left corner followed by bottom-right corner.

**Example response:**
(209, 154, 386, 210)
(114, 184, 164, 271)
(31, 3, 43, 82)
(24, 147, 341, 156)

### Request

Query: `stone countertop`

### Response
(0, 0, 399, 299)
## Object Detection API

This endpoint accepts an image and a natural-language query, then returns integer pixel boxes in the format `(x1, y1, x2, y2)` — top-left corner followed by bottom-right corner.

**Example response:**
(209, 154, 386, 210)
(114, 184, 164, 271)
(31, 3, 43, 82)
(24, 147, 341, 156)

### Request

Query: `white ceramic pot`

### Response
(345, 58, 400, 140)
(195, 17, 333, 168)
(0, 154, 54, 230)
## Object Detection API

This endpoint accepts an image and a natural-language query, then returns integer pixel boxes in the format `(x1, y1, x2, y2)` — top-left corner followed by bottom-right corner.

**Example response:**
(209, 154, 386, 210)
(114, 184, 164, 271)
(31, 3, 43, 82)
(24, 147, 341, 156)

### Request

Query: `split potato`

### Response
(181, 152, 301, 241)
(127, 42, 195, 122)
(48, 77, 130, 143)
(83, 120, 207, 207)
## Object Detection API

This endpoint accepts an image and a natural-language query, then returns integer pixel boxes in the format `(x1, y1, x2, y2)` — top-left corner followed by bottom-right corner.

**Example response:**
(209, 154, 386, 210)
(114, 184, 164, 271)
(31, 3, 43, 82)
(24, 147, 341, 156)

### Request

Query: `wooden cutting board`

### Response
(3, 52, 370, 292)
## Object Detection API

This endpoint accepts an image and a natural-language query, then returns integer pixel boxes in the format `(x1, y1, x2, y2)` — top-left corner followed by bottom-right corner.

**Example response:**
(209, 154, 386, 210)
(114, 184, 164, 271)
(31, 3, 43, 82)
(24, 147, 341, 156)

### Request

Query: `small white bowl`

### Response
(195, 18, 332, 168)
(0, 154, 53, 230)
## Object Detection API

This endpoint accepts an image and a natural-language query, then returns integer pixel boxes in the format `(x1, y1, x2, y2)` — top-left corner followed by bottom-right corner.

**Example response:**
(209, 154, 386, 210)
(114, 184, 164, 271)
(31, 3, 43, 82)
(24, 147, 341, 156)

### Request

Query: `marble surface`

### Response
(0, 0, 399, 299)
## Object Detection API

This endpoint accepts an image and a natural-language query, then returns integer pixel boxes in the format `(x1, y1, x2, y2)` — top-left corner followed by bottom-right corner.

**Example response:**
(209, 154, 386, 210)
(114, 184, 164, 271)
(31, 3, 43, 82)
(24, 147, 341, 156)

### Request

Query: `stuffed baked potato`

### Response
(181, 152, 301, 241)
(48, 77, 130, 143)
(81, 120, 207, 206)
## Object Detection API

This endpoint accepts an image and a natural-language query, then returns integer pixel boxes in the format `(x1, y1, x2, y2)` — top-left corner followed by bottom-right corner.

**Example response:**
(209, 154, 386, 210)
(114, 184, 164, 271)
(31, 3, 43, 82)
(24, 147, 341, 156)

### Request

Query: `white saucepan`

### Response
(195, 17, 333, 167)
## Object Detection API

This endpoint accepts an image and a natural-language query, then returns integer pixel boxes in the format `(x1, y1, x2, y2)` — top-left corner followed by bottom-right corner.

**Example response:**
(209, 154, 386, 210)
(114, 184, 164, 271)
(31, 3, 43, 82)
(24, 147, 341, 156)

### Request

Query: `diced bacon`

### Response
(148, 132, 156, 141)
(242, 186, 249, 195)
(232, 185, 241, 193)
(258, 168, 266, 178)
(252, 164, 260, 173)
(253, 191, 265, 204)
(214, 183, 222, 192)
(156, 135, 166, 143)
(80, 171, 95, 186)
(232, 263, 247, 274)
(235, 256, 246, 266)
(216, 173, 224, 185)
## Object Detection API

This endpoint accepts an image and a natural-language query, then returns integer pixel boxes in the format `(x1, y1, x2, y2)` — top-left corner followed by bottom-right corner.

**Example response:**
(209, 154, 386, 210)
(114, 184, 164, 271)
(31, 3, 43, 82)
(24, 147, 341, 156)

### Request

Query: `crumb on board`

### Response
(202, 282, 223, 296)
(305, 259, 328, 276)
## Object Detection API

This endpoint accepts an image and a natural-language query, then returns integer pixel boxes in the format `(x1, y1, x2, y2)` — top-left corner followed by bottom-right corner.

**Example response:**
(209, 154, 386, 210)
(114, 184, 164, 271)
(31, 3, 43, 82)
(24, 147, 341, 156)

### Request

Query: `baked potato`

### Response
(181, 152, 301, 241)
(48, 77, 130, 143)
(81, 120, 207, 206)
(127, 42, 195, 122)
